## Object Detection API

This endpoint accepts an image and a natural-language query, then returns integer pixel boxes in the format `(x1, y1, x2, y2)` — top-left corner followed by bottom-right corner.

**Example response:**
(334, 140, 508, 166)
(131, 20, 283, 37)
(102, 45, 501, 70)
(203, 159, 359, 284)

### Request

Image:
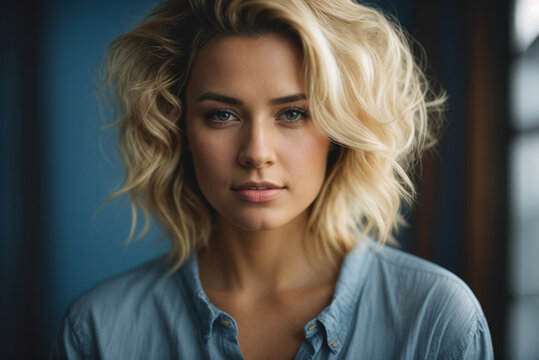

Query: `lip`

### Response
(231, 181, 283, 190)
(231, 181, 285, 203)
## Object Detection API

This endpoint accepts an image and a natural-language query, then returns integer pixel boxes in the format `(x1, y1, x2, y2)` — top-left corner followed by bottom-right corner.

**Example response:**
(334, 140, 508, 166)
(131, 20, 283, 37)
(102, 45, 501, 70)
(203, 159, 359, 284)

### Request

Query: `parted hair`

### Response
(102, 0, 445, 271)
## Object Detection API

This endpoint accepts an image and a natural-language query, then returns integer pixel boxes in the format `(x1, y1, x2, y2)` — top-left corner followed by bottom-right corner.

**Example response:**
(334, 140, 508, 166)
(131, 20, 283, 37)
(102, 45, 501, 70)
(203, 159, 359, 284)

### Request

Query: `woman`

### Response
(54, 0, 493, 359)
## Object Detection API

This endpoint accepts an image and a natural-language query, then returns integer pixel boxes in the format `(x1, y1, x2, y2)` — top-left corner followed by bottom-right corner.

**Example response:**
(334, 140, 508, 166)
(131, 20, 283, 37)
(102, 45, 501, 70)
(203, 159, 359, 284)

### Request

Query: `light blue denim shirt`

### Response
(52, 239, 493, 359)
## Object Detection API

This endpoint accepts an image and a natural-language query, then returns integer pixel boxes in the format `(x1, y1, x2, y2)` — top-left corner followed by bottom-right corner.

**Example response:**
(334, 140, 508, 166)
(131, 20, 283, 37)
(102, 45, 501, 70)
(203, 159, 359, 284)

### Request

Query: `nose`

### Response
(237, 118, 276, 168)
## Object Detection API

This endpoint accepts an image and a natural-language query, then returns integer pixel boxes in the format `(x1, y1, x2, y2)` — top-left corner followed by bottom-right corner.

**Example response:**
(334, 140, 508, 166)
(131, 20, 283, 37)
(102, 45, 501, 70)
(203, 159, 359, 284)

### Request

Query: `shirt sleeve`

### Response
(442, 314, 494, 360)
(419, 272, 495, 360)
(50, 313, 92, 360)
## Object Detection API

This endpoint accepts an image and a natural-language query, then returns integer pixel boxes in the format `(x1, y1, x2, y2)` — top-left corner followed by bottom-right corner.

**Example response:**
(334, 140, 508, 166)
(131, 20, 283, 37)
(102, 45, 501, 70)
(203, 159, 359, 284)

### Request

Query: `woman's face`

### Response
(185, 34, 330, 232)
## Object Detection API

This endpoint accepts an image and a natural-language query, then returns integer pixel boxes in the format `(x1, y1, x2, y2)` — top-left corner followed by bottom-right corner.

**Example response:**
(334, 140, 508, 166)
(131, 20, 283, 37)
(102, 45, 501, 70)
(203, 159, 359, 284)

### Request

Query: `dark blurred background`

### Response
(1, 0, 538, 359)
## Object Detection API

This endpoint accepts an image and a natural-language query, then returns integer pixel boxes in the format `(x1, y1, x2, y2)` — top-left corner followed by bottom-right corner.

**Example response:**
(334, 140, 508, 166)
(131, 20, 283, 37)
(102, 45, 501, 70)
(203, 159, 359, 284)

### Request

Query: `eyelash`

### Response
(203, 107, 310, 127)
(277, 107, 310, 127)
(204, 108, 239, 127)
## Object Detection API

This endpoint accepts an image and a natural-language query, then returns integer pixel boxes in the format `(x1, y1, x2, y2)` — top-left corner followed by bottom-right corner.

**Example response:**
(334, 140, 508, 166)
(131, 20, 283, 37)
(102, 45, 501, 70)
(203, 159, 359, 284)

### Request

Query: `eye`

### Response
(277, 107, 309, 125)
(282, 110, 302, 121)
(204, 109, 239, 126)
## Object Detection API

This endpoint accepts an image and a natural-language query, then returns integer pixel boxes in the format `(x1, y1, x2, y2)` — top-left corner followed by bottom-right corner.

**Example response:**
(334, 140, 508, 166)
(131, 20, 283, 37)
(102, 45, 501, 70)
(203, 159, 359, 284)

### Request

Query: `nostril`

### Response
(237, 154, 275, 169)
(237, 131, 276, 168)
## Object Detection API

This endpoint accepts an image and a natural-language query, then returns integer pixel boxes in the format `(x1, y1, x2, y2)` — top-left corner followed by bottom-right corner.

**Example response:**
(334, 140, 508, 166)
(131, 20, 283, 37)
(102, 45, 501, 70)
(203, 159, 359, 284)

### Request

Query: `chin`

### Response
(221, 212, 291, 232)
(233, 219, 284, 232)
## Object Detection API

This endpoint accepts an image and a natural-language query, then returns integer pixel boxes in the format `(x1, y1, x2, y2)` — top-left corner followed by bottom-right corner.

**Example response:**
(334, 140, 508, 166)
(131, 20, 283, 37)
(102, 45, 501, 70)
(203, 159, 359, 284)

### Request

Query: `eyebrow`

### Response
(197, 92, 307, 106)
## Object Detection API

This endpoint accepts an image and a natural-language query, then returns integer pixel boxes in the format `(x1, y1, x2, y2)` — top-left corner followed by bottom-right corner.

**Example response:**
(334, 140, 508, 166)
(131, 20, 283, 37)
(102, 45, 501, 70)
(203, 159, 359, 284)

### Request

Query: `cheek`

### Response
(281, 133, 330, 182)
(189, 133, 233, 184)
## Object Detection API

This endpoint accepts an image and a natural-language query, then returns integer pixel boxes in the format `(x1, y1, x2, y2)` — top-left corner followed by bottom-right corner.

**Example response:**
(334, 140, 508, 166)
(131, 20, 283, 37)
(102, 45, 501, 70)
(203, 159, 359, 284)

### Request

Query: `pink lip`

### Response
(233, 188, 284, 203)
(231, 181, 285, 203)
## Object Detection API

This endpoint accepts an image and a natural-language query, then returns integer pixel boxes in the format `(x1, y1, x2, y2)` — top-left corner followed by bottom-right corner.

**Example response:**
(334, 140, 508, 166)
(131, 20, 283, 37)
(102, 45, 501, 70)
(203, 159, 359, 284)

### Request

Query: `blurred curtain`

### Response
(1, 1, 49, 358)
(409, 1, 509, 358)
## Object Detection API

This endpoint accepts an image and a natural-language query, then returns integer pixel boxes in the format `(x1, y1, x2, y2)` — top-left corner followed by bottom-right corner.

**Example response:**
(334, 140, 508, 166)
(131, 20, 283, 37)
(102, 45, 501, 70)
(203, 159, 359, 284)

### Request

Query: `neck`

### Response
(198, 213, 338, 298)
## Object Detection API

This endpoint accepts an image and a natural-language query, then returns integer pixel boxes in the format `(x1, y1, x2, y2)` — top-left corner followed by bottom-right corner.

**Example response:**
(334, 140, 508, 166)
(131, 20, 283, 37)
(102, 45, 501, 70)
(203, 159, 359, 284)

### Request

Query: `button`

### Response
(220, 318, 230, 327)
(331, 340, 339, 348)
(307, 323, 318, 331)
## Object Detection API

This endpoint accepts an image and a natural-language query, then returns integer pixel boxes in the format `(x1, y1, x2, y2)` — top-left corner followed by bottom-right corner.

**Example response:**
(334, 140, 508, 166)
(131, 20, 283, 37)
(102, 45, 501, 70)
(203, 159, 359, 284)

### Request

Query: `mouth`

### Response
(231, 181, 284, 191)
(231, 181, 285, 203)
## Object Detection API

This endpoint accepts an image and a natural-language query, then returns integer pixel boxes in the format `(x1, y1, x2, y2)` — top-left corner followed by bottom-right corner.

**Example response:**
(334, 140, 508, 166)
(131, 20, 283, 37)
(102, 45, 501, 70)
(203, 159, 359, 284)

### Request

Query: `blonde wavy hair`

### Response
(102, 0, 445, 271)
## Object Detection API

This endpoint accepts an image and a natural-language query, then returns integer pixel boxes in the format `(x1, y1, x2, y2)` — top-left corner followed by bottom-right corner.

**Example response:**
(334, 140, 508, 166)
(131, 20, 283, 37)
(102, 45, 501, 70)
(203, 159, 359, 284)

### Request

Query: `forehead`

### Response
(186, 34, 305, 99)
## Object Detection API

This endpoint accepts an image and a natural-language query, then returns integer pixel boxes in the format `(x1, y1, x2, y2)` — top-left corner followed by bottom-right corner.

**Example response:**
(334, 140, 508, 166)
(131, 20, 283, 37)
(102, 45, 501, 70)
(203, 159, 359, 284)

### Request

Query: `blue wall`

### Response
(42, 0, 170, 337)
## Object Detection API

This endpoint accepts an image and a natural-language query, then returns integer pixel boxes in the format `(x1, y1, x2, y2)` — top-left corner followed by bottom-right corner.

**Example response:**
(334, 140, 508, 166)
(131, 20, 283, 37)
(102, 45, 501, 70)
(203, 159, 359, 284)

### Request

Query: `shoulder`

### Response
(53, 256, 195, 359)
(367, 243, 483, 312)
(66, 256, 174, 318)
(348, 242, 494, 358)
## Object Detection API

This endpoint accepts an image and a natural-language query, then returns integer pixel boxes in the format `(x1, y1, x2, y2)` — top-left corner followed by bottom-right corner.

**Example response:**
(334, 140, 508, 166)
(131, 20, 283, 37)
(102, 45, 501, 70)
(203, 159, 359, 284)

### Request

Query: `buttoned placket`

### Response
(293, 319, 325, 360)
(210, 313, 243, 359)
(317, 312, 344, 358)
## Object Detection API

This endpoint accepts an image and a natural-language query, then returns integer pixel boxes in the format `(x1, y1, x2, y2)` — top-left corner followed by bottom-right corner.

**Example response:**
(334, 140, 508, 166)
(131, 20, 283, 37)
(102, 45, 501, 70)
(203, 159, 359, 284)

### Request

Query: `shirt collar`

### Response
(176, 252, 222, 343)
(176, 238, 376, 349)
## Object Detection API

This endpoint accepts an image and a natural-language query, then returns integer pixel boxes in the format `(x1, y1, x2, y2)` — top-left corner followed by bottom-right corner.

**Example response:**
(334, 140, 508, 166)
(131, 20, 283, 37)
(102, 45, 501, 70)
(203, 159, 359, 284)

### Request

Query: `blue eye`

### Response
(215, 111, 233, 121)
(277, 108, 309, 124)
(205, 110, 238, 125)
(282, 110, 302, 121)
